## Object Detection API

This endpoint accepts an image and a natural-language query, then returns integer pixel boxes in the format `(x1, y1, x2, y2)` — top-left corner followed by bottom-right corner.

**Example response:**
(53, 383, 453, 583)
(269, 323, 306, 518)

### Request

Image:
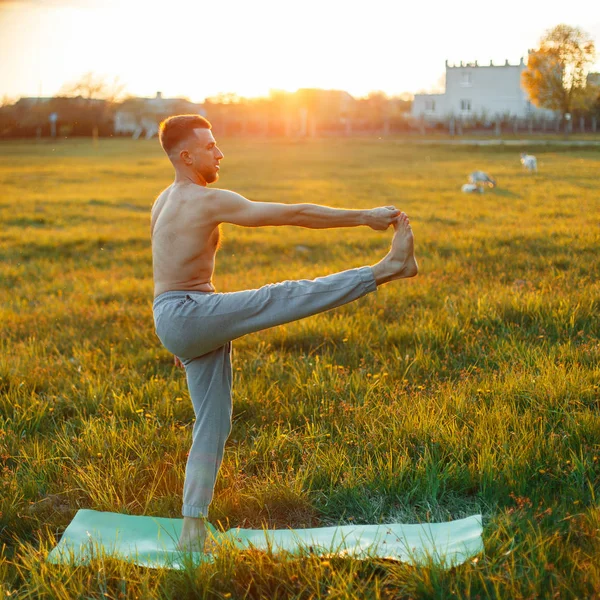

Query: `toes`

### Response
(393, 213, 413, 232)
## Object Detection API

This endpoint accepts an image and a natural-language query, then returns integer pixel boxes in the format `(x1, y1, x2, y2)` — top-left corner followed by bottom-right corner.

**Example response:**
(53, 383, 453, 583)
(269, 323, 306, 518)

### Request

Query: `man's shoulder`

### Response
(176, 185, 240, 203)
(172, 186, 245, 225)
(166, 183, 217, 210)
(206, 187, 242, 201)
(203, 188, 249, 214)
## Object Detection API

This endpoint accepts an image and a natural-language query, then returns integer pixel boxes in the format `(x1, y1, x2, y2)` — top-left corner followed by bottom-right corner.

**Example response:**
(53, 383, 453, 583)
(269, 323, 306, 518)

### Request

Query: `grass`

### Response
(0, 137, 599, 598)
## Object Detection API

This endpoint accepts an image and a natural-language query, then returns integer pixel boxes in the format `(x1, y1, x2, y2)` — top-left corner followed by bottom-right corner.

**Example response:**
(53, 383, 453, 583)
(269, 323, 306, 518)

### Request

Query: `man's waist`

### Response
(153, 288, 215, 311)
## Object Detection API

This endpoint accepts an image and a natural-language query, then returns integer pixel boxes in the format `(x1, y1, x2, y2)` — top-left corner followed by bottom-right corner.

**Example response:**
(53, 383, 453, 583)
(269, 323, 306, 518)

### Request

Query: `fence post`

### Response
(593, 116, 597, 133)
(495, 120, 501, 136)
(580, 116, 585, 133)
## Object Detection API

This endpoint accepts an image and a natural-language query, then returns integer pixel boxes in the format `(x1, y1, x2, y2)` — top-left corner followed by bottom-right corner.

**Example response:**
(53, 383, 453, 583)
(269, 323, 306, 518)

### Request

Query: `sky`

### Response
(1, 0, 599, 102)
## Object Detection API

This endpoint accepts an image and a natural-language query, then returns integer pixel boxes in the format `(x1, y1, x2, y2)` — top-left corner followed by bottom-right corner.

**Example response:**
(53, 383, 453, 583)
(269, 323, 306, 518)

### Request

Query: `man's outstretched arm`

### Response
(209, 189, 401, 231)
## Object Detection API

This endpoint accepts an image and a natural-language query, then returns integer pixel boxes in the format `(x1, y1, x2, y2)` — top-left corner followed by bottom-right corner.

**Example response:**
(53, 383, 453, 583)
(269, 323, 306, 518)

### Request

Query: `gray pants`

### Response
(152, 266, 377, 518)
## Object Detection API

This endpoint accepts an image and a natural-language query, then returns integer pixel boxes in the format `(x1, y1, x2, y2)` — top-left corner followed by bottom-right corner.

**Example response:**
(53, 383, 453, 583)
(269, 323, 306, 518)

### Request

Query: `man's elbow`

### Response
(288, 204, 310, 226)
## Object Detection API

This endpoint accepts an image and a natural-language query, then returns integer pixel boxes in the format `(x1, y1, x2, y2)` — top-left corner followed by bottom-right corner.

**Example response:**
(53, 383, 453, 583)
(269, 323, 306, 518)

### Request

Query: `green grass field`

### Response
(0, 138, 599, 598)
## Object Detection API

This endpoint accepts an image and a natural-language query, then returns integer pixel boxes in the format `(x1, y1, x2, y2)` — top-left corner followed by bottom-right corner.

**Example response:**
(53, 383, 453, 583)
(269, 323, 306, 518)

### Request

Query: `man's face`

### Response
(183, 128, 224, 185)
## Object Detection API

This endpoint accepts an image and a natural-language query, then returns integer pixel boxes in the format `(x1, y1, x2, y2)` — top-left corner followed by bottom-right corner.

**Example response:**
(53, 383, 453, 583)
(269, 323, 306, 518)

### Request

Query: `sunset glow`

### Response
(1, 0, 599, 102)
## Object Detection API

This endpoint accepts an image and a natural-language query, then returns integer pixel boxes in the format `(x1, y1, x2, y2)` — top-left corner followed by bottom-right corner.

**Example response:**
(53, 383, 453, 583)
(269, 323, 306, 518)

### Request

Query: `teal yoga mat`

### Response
(47, 509, 483, 570)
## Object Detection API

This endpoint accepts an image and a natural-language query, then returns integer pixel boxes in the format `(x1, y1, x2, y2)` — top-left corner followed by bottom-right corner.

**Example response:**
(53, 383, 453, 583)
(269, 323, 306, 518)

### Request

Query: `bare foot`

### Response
(371, 213, 418, 285)
(177, 516, 207, 552)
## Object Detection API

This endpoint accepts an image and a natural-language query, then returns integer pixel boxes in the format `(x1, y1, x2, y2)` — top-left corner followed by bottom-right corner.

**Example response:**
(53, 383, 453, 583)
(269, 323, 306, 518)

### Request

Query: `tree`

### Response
(58, 72, 126, 137)
(522, 24, 596, 116)
(358, 91, 390, 131)
(59, 71, 126, 103)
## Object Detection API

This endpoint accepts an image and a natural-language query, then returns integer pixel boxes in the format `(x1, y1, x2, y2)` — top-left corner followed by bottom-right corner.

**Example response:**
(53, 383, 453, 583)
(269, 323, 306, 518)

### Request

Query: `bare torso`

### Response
(151, 183, 221, 297)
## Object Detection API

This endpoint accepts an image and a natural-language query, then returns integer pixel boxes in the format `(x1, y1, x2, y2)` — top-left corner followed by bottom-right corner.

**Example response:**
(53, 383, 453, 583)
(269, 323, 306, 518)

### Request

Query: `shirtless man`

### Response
(151, 114, 418, 551)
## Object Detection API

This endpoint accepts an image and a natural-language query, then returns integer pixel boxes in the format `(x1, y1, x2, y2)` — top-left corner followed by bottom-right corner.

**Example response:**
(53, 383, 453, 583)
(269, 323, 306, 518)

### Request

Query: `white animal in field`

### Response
(520, 153, 537, 172)
(461, 183, 483, 193)
(468, 171, 496, 188)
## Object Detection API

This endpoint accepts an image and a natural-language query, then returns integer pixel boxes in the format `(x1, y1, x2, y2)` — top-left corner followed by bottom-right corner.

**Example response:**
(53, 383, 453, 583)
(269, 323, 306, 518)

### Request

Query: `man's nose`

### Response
(215, 147, 224, 160)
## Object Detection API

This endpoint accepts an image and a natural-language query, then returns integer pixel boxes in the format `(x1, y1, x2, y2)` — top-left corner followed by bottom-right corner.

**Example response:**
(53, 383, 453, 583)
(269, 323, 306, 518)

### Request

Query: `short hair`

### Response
(158, 114, 212, 156)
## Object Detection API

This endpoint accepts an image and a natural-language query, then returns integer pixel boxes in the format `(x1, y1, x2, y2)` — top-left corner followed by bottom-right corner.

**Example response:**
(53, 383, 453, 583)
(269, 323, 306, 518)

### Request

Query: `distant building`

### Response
(14, 96, 106, 109)
(294, 88, 355, 114)
(114, 92, 205, 139)
(293, 88, 357, 134)
(14, 97, 53, 107)
(13, 96, 107, 119)
(8, 96, 110, 136)
(412, 57, 555, 122)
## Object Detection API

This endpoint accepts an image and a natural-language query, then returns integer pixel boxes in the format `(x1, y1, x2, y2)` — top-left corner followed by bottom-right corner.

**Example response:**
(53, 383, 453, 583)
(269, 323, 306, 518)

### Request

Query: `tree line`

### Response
(0, 75, 413, 139)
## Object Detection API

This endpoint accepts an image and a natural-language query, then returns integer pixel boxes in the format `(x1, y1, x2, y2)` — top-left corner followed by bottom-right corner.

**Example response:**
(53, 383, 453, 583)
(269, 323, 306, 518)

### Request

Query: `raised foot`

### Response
(373, 214, 418, 285)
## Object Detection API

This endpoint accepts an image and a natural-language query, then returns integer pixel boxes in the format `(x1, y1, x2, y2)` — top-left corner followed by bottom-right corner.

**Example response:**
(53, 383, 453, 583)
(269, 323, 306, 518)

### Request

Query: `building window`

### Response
(425, 99, 436, 112)
(460, 99, 471, 112)
(461, 72, 472, 86)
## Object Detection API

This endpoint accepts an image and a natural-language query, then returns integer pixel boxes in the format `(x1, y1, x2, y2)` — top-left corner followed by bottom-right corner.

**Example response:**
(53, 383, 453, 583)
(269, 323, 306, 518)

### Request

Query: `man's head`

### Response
(159, 114, 224, 185)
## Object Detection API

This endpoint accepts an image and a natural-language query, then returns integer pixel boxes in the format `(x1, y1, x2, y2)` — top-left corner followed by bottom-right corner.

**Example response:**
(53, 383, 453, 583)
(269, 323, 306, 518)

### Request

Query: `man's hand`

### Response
(366, 206, 402, 231)
(174, 355, 184, 369)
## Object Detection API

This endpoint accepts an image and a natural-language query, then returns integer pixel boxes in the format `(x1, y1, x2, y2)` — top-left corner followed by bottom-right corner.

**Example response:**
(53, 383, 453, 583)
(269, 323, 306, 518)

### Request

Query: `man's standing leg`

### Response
(178, 343, 233, 549)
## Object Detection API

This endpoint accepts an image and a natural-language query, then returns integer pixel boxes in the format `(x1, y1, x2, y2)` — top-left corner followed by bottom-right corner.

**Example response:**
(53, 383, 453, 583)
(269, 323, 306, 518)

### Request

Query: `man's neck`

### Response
(174, 168, 207, 186)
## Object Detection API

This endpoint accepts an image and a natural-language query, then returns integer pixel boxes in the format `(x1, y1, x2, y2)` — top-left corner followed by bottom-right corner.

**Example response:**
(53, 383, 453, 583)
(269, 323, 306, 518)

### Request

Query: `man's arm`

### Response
(209, 189, 400, 231)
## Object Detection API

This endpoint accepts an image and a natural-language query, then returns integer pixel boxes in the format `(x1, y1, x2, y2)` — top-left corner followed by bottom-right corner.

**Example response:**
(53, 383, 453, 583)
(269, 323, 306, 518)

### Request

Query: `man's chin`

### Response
(205, 172, 219, 184)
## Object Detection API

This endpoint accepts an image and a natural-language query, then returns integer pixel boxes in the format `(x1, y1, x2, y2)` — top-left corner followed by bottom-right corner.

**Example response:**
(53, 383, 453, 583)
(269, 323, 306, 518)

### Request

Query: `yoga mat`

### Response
(47, 509, 483, 570)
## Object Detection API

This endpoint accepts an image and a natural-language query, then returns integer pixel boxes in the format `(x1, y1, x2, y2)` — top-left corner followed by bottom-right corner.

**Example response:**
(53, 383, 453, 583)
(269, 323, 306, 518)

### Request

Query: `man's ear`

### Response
(180, 149, 192, 165)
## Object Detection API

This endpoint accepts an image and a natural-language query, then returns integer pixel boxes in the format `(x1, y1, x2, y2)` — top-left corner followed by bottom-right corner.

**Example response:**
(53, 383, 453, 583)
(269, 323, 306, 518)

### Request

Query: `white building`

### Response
(412, 57, 555, 122)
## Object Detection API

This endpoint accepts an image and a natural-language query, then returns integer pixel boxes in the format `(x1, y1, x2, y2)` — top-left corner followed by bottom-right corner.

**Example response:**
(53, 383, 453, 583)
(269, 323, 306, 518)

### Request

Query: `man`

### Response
(151, 114, 418, 551)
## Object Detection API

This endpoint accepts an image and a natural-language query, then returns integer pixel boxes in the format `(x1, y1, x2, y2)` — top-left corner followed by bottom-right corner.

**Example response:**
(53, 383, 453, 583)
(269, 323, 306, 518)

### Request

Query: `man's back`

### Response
(151, 183, 221, 297)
